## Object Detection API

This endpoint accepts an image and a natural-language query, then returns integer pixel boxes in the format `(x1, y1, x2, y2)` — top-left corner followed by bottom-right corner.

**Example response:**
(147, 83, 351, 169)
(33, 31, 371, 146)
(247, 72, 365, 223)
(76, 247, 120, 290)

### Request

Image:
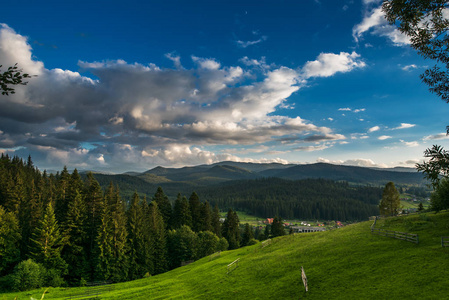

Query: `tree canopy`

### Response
(0, 64, 32, 95)
(379, 182, 401, 216)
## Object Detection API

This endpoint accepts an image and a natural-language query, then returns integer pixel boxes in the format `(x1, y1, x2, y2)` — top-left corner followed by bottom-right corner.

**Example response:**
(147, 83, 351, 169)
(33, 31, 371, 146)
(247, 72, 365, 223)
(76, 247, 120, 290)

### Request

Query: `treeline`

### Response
(0, 155, 239, 291)
(197, 178, 382, 221)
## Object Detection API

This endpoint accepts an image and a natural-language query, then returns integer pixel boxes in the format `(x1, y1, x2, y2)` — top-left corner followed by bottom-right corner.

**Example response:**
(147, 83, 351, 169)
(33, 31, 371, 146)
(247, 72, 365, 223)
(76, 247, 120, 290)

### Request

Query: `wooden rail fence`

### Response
(209, 251, 221, 261)
(371, 228, 419, 244)
(442, 236, 449, 247)
(227, 258, 240, 274)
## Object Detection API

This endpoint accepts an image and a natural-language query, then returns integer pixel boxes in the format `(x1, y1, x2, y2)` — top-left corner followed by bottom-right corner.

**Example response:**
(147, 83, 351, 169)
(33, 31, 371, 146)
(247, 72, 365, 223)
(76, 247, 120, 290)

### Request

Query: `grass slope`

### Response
(4, 212, 449, 299)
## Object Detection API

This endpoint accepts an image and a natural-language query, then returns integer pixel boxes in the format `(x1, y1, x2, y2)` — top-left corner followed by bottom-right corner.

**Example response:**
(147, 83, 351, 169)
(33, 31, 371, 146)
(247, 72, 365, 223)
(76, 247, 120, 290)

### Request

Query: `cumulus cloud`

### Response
(0, 24, 357, 172)
(393, 123, 415, 130)
(316, 157, 388, 168)
(352, 6, 410, 46)
(338, 107, 365, 113)
(378, 135, 392, 140)
(368, 126, 380, 133)
(423, 133, 449, 140)
(400, 140, 419, 147)
(402, 64, 418, 71)
(302, 51, 366, 78)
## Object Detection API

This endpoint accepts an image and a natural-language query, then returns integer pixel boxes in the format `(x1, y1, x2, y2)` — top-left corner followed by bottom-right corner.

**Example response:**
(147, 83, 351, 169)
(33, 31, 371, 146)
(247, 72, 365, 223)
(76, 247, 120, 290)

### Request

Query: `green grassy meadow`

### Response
(3, 212, 449, 300)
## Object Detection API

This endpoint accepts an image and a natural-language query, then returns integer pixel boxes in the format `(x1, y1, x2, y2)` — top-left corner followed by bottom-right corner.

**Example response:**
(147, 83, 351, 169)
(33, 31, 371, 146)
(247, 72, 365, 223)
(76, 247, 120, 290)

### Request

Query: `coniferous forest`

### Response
(198, 178, 382, 221)
(0, 155, 235, 291)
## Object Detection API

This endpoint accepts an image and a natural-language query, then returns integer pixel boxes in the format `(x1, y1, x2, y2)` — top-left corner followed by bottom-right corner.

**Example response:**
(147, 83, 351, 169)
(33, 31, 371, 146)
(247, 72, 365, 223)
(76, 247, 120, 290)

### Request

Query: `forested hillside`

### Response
(197, 178, 382, 221)
(0, 155, 235, 291)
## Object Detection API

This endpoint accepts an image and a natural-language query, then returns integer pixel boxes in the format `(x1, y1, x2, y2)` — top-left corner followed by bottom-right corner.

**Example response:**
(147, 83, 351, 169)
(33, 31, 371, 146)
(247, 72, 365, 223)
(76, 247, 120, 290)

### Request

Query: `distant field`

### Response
(5, 211, 449, 299)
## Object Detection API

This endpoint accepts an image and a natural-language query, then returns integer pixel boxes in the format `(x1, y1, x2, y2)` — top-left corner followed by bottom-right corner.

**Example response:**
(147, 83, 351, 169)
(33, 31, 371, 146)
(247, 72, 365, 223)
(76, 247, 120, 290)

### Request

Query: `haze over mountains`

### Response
(89, 162, 427, 199)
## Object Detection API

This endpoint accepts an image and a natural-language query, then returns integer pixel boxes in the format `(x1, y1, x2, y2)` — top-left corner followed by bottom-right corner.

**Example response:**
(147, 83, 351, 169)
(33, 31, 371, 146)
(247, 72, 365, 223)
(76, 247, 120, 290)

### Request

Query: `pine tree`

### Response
(0, 206, 21, 276)
(271, 216, 285, 237)
(55, 166, 70, 224)
(126, 192, 147, 280)
(148, 201, 168, 274)
(104, 184, 128, 282)
(153, 187, 172, 230)
(379, 182, 401, 216)
(222, 209, 240, 250)
(84, 172, 103, 278)
(189, 192, 202, 232)
(30, 203, 68, 283)
(199, 201, 212, 232)
(241, 223, 254, 246)
(172, 194, 192, 229)
(62, 190, 89, 286)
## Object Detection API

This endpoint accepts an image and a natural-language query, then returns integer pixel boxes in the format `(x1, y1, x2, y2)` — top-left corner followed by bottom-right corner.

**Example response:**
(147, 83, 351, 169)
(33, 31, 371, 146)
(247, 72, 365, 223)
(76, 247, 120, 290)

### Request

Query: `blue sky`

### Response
(0, 0, 448, 173)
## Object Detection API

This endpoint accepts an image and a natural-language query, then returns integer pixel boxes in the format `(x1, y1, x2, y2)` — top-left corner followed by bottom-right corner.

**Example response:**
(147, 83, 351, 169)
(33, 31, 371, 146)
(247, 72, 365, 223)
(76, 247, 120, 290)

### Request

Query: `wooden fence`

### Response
(227, 258, 240, 274)
(371, 228, 419, 244)
(442, 236, 449, 247)
(301, 266, 308, 292)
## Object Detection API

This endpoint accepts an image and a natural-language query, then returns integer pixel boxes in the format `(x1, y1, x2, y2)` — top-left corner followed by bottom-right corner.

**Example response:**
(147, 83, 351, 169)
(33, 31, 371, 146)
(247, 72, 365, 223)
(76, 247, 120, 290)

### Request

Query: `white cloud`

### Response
(338, 108, 351, 111)
(352, 7, 410, 46)
(402, 64, 417, 71)
(400, 140, 419, 147)
(368, 126, 380, 133)
(423, 133, 449, 140)
(378, 135, 392, 140)
(316, 157, 388, 168)
(2, 24, 356, 172)
(393, 123, 415, 130)
(236, 36, 267, 48)
(302, 51, 366, 78)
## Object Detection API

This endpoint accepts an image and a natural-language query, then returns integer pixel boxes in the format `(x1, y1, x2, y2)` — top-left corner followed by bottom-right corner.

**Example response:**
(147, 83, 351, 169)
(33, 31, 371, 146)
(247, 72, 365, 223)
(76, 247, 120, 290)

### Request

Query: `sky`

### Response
(1, 0, 449, 173)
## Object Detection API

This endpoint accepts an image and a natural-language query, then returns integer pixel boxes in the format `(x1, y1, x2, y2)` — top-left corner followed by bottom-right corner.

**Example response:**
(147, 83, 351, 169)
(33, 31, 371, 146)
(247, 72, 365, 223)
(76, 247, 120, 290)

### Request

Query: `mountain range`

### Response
(89, 162, 428, 199)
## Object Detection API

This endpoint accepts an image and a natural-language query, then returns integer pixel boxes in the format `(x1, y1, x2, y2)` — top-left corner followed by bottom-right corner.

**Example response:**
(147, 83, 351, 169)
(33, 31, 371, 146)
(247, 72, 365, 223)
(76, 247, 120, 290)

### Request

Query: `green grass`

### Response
(3, 212, 449, 299)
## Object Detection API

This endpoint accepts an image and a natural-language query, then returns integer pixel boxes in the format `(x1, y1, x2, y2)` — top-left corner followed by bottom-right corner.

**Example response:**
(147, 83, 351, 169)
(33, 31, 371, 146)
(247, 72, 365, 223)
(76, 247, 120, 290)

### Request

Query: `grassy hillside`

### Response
(5, 212, 449, 299)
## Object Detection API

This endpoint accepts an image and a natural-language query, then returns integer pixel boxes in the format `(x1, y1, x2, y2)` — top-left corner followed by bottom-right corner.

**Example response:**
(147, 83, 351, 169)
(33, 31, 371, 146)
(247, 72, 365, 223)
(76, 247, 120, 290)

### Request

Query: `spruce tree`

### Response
(62, 190, 89, 286)
(84, 172, 103, 278)
(30, 203, 68, 283)
(104, 184, 128, 282)
(271, 216, 285, 237)
(241, 223, 254, 246)
(172, 194, 192, 229)
(153, 187, 172, 230)
(222, 209, 240, 250)
(189, 192, 201, 232)
(379, 182, 401, 216)
(0, 206, 21, 276)
(148, 201, 168, 274)
(199, 201, 212, 232)
(126, 192, 147, 280)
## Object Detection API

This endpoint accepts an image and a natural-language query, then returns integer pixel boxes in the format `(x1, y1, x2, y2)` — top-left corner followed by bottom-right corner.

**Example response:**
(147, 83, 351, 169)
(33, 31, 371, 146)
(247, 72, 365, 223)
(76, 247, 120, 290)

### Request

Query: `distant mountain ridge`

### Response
(138, 161, 422, 184)
(88, 161, 426, 199)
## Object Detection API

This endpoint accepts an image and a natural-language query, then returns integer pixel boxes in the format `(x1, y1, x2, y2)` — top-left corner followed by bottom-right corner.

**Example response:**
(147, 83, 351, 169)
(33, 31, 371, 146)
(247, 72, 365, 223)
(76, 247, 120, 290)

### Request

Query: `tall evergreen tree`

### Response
(84, 172, 103, 278)
(0, 206, 21, 276)
(104, 184, 128, 282)
(199, 201, 212, 232)
(148, 201, 168, 274)
(62, 190, 89, 286)
(189, 192, 202, 232)
(172, 194, 192, 229)
(241, 223, 254, 246)
(379, 182, 401, 216)
(126, 192, 147, 280)
(271, 216, 285, 237)
(153, 187, 172, 230)
(55, 166, 70, 224)
(30, 203, 68, 283)
(222, 209, 240, 250)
